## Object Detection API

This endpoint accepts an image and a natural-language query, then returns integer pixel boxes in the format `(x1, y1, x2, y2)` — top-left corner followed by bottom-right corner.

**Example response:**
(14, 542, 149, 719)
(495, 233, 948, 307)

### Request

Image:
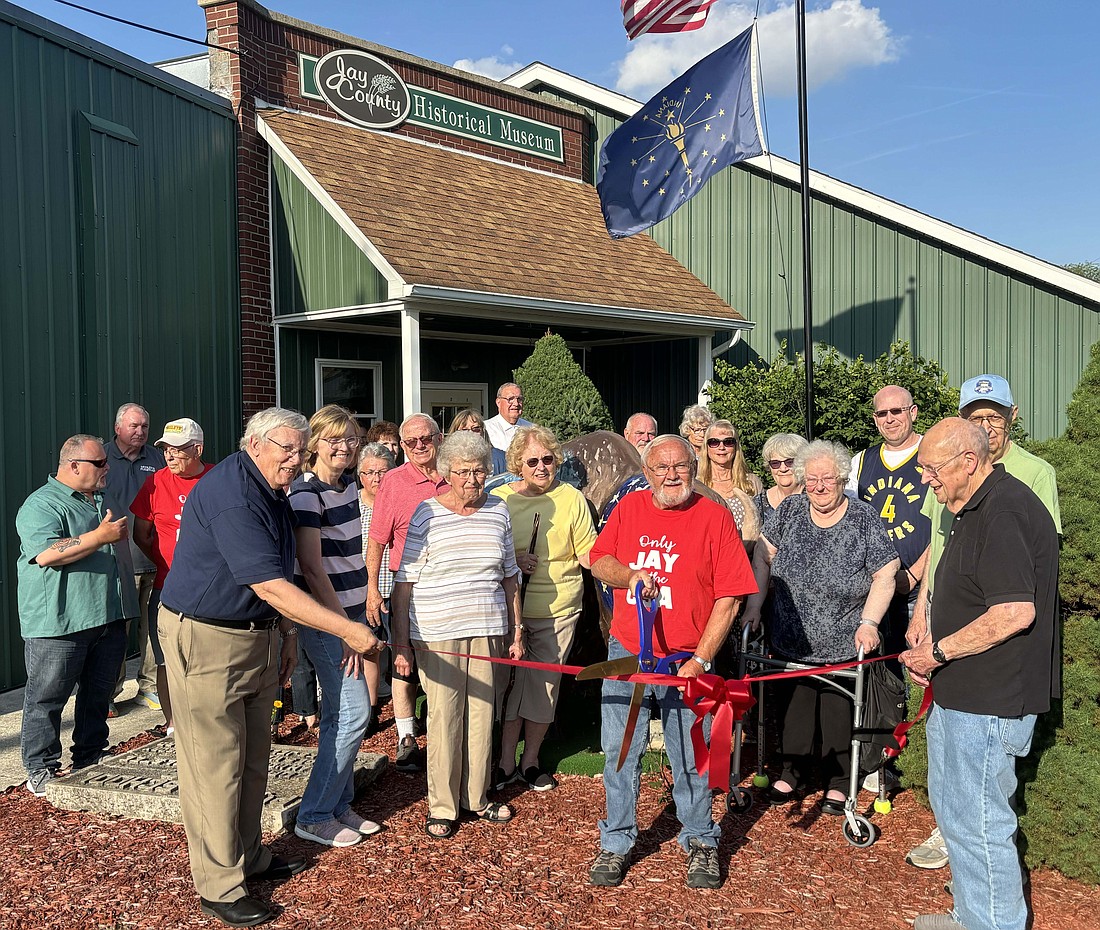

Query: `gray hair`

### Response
(640, 434, 695, 470)
(794, 439, 852, 485)
(762, 432, 809, 463)
(239, 407, 309, 451)
(678, 404, 714, 438)
(437, 431, 491, 479)
(496, 382, 521, 399)
(624, 411, 658, 433)
(114, 403, 149, 427)
(399, 413, 440, 438)
(358, 442, 395, 468)
(59, 434, 105, 467)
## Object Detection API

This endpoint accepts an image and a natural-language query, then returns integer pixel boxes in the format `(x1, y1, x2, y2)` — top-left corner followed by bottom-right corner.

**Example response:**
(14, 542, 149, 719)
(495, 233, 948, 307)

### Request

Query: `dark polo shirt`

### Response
(930, 465, 1059, 717)
(161, 451, 295, 623)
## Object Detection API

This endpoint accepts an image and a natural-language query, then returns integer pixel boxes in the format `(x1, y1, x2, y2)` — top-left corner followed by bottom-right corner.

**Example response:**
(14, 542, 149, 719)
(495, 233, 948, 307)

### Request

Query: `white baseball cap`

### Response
(155, 417, 204, 448)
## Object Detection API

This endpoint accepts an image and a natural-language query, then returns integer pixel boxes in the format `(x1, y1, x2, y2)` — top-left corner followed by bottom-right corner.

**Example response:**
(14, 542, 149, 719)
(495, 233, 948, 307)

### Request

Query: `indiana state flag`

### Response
(597, 23, 765, 238)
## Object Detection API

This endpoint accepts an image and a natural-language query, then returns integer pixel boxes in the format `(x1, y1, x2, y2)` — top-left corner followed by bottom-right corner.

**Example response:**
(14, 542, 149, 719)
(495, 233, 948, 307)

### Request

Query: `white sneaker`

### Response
(294, 818, 362, 847)
(907, 826, 949, 869)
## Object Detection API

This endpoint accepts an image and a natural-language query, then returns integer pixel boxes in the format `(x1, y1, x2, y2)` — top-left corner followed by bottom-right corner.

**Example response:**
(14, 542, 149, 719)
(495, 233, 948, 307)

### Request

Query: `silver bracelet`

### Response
(858, 619, 879, 628)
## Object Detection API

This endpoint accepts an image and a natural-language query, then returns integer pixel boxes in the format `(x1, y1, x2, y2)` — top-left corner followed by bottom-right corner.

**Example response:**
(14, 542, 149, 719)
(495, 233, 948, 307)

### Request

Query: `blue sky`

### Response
(15, 0, 1100, 267)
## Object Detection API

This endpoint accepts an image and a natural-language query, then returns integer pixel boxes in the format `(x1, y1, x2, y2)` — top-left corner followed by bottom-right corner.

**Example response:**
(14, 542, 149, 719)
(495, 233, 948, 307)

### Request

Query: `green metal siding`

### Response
(271, 153, 387, 315)
(537, 85, 1100, 442)
(0, 6, 239, 690)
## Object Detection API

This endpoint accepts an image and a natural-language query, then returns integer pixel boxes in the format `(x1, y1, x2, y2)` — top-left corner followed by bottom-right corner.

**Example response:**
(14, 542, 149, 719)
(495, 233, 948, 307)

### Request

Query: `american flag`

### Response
(621, 0, 719, 39)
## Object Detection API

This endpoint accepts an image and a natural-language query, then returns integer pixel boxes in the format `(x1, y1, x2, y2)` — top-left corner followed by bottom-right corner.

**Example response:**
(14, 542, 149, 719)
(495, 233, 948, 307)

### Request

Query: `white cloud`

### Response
(452, 54, 524, 81)
(615, 0, 901, 101)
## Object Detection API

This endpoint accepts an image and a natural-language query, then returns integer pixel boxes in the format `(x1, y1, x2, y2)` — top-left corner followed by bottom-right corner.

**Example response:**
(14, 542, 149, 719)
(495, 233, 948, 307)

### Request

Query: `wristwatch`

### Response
(931, 640, 948, 665)
(690, 654, 713, 673)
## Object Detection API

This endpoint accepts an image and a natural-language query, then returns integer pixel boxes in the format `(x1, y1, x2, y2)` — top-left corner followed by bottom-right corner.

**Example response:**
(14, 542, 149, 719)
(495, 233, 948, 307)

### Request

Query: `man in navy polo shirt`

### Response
(902, 419, 1059, 930)
(160, 408, 381, 929)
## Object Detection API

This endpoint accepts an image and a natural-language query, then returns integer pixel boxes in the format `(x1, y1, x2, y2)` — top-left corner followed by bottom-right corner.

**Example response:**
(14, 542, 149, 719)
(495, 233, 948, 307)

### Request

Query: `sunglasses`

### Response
(767, 458, 795, 470)
(71, 458, 109, 468)
(873, 406, 914, 419)
(706, 437, 737, 448)
(402, 435, 436, 448)
(525, 454, 555, 468)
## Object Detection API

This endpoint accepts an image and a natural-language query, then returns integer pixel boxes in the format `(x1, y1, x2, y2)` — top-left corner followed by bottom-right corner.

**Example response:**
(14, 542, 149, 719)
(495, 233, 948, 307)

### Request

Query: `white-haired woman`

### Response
(753, 433, 810, 523)
(492, 425, 597, 792)
(741, 440, 899, 815)
(678, 404, 715, 459)
(392, 432, 524, 839)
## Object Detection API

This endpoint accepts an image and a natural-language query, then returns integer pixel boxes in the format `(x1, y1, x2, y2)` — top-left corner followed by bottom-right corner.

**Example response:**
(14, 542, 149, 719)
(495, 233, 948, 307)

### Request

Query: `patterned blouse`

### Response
(360, 496, 393, 599)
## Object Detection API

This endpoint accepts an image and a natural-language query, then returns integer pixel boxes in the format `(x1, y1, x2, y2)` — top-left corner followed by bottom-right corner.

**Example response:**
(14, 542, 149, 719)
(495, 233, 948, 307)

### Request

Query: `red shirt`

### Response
(130, 464, 214, 587)
(367, 462, 448, 569)
(590, 490, 757, 657)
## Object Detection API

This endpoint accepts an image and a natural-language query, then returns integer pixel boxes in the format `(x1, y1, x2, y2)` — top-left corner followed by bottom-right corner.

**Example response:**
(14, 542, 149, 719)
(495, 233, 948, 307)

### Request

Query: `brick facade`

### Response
(200, 0, 593, 416)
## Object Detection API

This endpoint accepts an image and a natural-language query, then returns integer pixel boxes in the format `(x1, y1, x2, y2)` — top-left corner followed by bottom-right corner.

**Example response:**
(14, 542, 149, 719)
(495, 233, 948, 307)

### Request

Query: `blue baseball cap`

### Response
(959, 374, 1014, 411)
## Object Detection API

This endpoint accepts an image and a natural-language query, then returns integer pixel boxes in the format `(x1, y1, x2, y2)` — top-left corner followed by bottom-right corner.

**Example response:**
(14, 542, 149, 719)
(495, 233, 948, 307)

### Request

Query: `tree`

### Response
(513, 332, 614, 443)
(1064, 260, 1100, 284)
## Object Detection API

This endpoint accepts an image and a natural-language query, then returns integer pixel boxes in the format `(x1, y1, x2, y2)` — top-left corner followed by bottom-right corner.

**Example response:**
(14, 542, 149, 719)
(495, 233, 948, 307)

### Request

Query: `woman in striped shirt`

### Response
(392, 431, 524, 840)
(289, 405, 381, 848)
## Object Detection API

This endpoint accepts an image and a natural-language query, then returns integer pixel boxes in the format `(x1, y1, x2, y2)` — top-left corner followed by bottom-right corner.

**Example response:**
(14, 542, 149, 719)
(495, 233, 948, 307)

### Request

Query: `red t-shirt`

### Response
(130, 464, 214, 587)
(590, 490, 757, 656)
(367, 462, 448, 570)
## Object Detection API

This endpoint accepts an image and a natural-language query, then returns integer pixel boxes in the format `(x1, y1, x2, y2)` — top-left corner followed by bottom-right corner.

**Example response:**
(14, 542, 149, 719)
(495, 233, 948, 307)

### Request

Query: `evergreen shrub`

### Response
(513, 332, 614, 443)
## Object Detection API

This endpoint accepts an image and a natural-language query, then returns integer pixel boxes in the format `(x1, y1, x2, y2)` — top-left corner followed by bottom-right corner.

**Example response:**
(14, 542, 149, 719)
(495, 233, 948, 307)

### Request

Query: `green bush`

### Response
(707, 341, 959, 471)
(513, 332, 614, 442)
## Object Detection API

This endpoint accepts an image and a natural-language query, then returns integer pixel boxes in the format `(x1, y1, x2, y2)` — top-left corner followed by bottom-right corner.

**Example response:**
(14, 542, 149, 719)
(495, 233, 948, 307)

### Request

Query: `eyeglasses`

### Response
(359, 469, 388, 479)
(804, 475, 840, 488)
(499, 395, 523, 405)
(873, 406, 915, 419)
(319, 436, 360, 450)
(163, 445, 195, 459)
(648, 462, 693, 476)
(267, 437, 307, 459)
(966, 414, 1007, 429)
(524, 454, 555, 468)
(706, 437, 737, 448)
(451, 468, 488, 479)
(767, 458, 795, 470)
(457, 425, 483, 434)
(70, 458, 108, 468)
(402, 434, 436, 448)
(920, 450, 967, 479)
(686, 425, 708, 435)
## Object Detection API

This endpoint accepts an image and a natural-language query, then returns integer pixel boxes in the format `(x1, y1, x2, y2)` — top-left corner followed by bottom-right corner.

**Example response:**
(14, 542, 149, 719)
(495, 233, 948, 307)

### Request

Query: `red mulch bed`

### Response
(1, 710, 1095, 930)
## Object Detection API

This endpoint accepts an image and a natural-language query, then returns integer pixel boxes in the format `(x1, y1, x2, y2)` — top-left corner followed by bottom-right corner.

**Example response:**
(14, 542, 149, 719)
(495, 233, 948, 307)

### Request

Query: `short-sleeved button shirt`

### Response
(104, 440, 165, 573)
(160, 452, 295, 622)
(930, 466, 1060, 716)
(16, 476, 129, 637)
(367, 462, 448, 570)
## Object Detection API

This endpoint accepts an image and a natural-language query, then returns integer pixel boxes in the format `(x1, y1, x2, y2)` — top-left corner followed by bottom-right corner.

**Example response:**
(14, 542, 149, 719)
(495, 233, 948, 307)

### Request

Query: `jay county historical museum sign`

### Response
(301, 52, 563, 162)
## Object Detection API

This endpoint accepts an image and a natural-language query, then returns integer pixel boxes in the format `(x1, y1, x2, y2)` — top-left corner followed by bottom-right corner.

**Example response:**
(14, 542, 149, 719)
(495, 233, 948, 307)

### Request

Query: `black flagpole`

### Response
(795, 0, 815, 440)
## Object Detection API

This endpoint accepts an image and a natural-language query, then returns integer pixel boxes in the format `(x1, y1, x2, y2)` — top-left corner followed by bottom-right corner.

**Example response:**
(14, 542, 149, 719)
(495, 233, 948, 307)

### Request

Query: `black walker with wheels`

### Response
(725, 625, 895, 848)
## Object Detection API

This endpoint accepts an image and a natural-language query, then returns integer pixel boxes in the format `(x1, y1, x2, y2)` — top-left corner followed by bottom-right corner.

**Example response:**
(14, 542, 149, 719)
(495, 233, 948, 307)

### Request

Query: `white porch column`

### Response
(697, 335, 714, 405)
(401, 306, 422, 416)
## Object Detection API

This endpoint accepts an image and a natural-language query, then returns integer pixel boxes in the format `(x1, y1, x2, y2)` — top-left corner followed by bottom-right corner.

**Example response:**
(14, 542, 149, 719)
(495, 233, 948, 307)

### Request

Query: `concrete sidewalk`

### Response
(0, 657, 164, 792)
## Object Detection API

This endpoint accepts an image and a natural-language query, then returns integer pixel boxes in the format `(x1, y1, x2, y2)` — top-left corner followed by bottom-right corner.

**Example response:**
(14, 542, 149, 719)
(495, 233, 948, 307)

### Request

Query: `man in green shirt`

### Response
(905, 374, 1061, 873)
(16, 434, 132, 798)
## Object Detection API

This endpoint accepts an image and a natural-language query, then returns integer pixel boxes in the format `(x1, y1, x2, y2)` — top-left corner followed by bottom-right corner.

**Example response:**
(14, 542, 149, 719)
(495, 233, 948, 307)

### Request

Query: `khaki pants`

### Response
(416, 635, 506, 821)
(114, 571, 158, 698)
(159, 606, 278, 904)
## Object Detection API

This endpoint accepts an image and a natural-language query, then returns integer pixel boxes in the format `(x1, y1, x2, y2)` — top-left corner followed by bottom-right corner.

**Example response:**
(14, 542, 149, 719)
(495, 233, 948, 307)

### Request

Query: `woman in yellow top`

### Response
(491, 425, 597, 791)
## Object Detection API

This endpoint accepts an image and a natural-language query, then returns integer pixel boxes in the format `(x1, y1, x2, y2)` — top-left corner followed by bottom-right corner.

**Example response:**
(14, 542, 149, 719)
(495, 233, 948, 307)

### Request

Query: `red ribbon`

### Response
(885, 683, 934, 759)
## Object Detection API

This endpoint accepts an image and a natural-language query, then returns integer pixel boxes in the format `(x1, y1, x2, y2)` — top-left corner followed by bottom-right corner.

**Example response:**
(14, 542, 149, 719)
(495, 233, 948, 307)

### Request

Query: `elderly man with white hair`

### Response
(160, 408, 381, 928)
(484, 382, 533, 452)
(622, 412, 658, 451)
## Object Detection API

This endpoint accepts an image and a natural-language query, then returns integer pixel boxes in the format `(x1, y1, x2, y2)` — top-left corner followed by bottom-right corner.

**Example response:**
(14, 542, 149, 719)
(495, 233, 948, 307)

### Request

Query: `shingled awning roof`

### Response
(257, 108, 747, 331)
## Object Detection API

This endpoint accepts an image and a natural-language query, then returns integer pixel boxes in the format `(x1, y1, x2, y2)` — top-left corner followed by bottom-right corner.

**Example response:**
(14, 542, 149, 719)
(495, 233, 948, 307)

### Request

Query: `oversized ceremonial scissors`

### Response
(577, 580, 691, 771)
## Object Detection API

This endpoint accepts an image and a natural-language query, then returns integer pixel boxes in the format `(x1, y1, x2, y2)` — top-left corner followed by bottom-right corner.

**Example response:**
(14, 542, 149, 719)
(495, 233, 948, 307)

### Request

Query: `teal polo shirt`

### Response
(16, 476, 130, 638)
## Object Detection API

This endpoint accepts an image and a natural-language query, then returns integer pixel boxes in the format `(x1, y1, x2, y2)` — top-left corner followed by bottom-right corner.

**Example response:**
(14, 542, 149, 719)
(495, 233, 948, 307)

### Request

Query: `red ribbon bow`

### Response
(683, 674, 756, 792)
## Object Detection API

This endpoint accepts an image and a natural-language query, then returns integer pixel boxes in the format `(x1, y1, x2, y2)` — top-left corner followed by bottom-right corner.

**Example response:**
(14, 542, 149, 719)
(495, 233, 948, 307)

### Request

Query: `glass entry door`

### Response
(422, 382, 489, 433)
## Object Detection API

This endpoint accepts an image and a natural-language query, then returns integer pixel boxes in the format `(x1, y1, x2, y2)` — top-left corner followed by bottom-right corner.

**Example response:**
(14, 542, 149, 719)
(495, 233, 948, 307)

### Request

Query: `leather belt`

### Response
(162, 605, 279, 632)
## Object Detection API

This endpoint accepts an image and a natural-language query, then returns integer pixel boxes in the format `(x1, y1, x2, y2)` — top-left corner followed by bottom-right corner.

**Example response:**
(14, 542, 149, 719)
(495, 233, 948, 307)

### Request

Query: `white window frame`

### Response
(314, 358, 383, 424)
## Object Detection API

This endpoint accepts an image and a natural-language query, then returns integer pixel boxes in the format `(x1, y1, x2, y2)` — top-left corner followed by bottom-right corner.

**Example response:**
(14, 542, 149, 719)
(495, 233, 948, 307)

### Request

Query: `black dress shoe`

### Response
(248, 854, 308, 881)
(199, 896, 275, 927)
(820, 796, 847, 816)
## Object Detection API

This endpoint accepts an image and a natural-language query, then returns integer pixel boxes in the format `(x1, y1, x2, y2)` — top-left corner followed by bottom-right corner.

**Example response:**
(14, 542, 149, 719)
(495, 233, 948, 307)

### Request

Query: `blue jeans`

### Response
(598, 636, 719, 855)
(927, 704, 1036, 930)
(22, 620, 127, 776)
(296, 622, 372, 825)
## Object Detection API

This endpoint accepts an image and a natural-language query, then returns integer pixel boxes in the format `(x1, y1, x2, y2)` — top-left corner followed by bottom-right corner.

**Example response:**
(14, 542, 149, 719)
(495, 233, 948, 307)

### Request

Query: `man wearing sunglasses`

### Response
(366, 413, 448, 774)
(16, 435, 132, 800)
(847, 386, 931, 677)
(484, 382, 533, 453)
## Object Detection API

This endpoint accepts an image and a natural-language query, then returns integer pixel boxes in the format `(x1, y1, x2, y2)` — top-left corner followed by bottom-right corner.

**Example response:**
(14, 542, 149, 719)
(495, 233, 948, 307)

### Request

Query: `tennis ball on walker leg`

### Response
(752, 773, 770, 788)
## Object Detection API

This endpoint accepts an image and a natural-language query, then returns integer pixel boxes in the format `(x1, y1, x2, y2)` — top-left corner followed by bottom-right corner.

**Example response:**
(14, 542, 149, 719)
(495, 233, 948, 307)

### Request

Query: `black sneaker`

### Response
(685, 838, 721, 889)
(494, 766, 521, 790)
(395, 735, 425, 773)
(522, 766, 557, 792)
(589, 850, 629, 887)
